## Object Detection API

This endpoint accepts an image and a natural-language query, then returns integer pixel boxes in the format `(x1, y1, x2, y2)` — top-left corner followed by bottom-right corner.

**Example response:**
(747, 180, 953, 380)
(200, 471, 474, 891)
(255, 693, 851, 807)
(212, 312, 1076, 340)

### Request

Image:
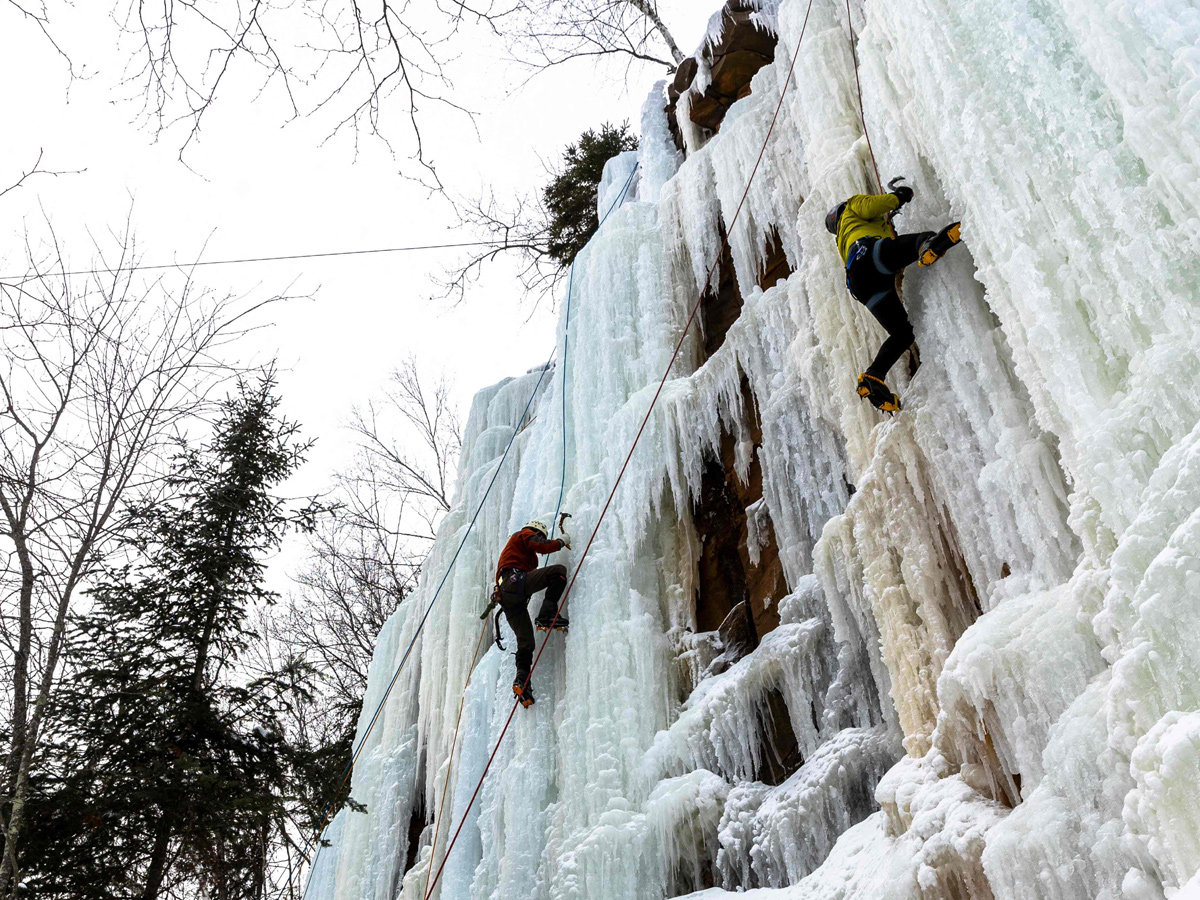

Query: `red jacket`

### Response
(496, 528, 564, 578)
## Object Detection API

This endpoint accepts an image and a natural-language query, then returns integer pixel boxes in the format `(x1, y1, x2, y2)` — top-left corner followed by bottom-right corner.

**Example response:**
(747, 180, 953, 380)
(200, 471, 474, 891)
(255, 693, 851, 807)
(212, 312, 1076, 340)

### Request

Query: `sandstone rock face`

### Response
(667, 1, 780, 153)
(693, 381, 787, 650)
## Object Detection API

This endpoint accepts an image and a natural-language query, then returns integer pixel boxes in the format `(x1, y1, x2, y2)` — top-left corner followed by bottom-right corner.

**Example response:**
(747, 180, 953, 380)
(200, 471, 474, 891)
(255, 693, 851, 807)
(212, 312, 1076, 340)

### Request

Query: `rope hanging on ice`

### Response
(844, 0, 883, 193)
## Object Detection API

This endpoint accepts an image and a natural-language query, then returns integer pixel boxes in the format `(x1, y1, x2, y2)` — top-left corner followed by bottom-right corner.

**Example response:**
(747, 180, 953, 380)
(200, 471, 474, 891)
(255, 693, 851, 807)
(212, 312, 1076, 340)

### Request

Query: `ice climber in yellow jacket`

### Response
(826, 182, 961, 412)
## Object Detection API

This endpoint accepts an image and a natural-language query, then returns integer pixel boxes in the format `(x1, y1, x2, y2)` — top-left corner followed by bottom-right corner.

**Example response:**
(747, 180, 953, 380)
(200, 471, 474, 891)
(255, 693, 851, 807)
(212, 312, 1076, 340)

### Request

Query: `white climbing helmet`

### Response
(525, 520, 549, 538)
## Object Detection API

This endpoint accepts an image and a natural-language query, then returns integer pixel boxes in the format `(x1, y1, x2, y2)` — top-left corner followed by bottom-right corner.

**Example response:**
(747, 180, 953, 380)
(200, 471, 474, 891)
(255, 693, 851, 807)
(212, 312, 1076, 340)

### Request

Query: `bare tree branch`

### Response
(0, 151, 84, 204)
(3, 0, 76, 73)
(435, 189, 563, 306)
(110, 0, 519, 181)
(347, 358, 461, 530)
(508, 0, 684, 76)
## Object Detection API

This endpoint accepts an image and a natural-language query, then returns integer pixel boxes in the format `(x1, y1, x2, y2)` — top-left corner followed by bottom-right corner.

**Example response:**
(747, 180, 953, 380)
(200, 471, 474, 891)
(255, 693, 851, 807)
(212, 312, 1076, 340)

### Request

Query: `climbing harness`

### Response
(420, 2, 818, 897)
(844, 238, 900, 311)
(844, 239, 870, 292)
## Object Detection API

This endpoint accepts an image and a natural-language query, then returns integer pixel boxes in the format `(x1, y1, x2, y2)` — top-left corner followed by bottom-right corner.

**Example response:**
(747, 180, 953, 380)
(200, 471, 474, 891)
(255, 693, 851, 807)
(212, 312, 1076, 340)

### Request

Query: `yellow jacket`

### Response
(836, 193, 899, 263)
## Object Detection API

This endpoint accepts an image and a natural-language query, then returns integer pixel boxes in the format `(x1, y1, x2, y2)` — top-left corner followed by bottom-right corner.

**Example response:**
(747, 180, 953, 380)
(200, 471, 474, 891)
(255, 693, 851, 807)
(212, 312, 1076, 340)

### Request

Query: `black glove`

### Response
(891, 185, 913, 207)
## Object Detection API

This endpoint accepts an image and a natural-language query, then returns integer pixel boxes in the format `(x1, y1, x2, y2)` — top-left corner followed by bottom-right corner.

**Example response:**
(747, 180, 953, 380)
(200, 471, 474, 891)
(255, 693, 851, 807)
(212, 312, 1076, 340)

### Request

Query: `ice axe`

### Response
(885, 176, 909, 230)
(558, 512, 573, 548)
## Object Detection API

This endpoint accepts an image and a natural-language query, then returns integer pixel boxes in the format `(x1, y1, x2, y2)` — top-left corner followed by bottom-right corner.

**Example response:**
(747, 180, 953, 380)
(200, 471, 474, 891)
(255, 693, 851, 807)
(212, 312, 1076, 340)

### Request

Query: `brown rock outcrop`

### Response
(665, 1, 780, 153)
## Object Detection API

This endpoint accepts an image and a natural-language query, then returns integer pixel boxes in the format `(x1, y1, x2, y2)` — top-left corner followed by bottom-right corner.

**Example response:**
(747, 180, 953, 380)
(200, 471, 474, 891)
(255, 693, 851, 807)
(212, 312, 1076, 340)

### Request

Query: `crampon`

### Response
(857, 373, 902, 413)
(917, 222, 962, 267)
(535, 615, 568, 633)
(513, 680, 535, 708)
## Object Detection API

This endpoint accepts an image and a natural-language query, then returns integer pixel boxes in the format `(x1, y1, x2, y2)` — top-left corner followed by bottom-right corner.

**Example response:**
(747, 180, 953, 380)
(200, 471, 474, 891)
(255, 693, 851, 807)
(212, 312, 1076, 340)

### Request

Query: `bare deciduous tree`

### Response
(269, 499, 418, 725)
(511, 0, 685, 73)
(250, 358, 460, 889)
(111, 0, 514, 177)
(436, 190, 562, 306)
(274, 352, 465, 709)
(273, 357, 460, 713)
(0, 220, 286, 896)
(346, 357, 462, 538)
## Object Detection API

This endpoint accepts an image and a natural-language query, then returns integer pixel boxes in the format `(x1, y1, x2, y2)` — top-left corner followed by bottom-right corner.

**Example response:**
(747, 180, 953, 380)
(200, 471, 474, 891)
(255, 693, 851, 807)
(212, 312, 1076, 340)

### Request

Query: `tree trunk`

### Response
(0, 527, 34, 898)
(0, 565, 81, 898)
(4, 542, 32, 804)
(625, 0, 685, 64)
(140, 807, 175, 900)
(192, 519, 238, 693)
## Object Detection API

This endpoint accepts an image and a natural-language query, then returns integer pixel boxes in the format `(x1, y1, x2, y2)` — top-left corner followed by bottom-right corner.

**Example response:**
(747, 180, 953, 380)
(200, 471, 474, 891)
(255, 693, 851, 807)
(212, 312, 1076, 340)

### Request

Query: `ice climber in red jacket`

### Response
(495, 520, 571, 707)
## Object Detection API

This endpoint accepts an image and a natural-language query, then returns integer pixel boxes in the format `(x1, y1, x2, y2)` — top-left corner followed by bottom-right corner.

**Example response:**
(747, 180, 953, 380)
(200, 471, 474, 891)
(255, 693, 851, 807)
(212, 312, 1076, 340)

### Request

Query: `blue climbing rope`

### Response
(551, 159, 639, 538)
(292, 156, 641, 900)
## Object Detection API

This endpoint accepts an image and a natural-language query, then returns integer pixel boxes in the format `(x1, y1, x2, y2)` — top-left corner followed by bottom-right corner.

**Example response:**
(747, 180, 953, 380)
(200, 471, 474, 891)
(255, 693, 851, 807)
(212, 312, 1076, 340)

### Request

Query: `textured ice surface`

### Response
(308, 0, 1200, 896)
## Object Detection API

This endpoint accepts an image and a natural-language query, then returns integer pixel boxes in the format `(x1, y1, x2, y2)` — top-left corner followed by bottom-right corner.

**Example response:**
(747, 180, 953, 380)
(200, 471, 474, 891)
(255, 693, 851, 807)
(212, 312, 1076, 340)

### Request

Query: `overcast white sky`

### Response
(0, 0, 715, 587)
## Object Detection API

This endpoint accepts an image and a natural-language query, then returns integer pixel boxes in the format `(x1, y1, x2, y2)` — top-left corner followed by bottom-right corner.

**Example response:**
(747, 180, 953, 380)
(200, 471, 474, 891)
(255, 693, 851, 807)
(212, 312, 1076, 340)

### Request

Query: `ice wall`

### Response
(307, 0, 1200, 897)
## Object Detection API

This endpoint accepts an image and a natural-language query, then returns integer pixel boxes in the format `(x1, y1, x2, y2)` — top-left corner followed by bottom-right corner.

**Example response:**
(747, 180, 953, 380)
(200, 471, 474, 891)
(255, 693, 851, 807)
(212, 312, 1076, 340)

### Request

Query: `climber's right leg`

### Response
(918, 222, 962, 267)
(871, 231, 935, 274)
(525, 564, 569, 632)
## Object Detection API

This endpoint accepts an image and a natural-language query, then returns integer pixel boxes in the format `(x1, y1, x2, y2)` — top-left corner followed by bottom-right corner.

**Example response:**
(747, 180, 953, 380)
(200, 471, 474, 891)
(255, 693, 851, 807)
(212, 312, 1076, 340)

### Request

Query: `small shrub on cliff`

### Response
(544, 122, 639, 268)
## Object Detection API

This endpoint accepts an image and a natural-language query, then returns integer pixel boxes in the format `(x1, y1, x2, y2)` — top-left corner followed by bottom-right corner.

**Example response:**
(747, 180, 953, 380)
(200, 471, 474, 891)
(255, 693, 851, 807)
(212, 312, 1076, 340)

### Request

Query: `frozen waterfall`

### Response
(306, 0, 1200, 897)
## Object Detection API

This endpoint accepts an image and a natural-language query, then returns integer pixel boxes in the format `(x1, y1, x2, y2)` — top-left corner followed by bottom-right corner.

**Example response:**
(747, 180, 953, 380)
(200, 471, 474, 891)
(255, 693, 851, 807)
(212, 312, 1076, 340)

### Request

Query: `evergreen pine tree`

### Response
(544, 122, 639, 267)
(27, 374, 322, 899)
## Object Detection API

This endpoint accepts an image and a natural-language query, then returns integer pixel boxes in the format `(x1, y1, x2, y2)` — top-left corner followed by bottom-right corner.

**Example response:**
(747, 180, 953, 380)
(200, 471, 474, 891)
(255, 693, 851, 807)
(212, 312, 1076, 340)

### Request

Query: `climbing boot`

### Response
(857, 373, 902, 413)
(513, 679, 535, 708)
(535, 614, 568, 634)
(917, 222, 961, 267)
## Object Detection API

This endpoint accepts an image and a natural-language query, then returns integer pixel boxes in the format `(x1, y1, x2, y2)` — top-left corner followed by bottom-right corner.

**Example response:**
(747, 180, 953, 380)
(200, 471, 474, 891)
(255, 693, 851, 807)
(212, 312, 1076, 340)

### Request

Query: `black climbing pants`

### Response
(497, 564, 567, 684)
(846, 232, 934, 379)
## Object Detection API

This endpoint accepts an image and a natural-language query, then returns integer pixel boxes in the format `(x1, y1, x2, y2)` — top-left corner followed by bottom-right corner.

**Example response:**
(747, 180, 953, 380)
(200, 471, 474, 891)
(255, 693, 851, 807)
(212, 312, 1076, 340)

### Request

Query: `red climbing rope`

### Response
(422, 619, 489, 899)
(420, 1, 818, 896)
(844, 0, 884, 193)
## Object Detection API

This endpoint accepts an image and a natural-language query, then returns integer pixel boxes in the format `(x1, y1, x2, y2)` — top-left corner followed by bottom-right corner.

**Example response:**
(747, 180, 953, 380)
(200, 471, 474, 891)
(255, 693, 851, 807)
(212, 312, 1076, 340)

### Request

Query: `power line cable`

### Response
(0, 239, 517, 282)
